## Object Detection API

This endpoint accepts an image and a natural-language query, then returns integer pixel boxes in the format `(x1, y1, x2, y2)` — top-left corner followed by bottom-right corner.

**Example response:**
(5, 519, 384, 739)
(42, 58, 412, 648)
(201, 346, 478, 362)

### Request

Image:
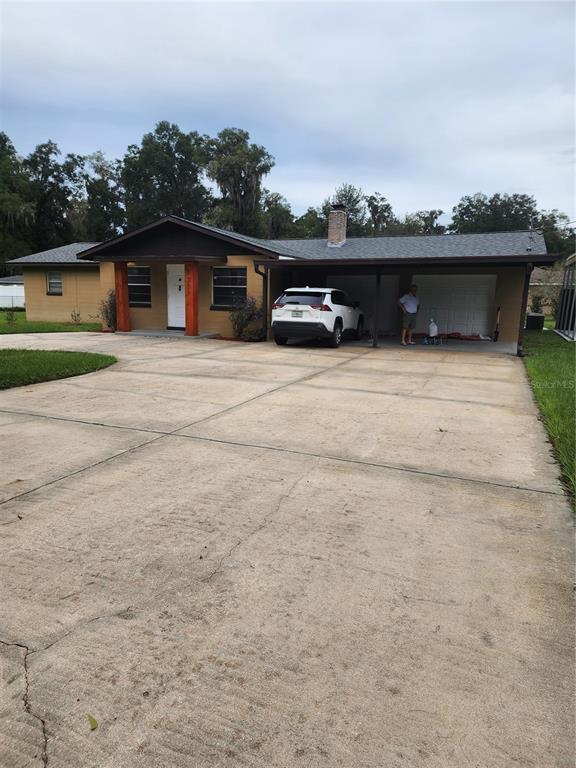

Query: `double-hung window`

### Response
(46, 271, 63, 296)
(127, 267, 152, 308)
(212, 267, 247, 308)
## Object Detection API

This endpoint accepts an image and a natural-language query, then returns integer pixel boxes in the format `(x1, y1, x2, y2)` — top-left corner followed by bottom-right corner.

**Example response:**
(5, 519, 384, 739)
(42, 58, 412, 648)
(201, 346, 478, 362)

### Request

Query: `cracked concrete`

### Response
(0, 639, 48, 766)
(0, 332, 573, 768)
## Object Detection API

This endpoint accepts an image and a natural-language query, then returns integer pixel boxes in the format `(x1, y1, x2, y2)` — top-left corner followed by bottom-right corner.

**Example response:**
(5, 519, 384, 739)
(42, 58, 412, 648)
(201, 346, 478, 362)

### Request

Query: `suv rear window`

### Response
(276, 292, 325, 305)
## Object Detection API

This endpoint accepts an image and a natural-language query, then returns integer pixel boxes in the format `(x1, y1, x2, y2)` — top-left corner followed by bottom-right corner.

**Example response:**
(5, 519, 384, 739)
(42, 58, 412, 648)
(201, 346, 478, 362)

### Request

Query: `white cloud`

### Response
(1, 0, 573, 217)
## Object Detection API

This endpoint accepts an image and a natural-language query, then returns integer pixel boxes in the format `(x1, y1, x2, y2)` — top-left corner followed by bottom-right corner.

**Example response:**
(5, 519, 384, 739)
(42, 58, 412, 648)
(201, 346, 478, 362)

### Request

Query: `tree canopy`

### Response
(0, 124, 573, 276)
(121, 121, 212, 228)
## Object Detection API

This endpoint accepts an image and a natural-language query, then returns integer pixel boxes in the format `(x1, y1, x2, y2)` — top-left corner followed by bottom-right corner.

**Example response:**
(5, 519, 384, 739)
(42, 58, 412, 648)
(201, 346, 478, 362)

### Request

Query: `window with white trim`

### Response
(46, 271, 62, 296)
(128, 266, 151, 308)
(212, 267, 247, 308)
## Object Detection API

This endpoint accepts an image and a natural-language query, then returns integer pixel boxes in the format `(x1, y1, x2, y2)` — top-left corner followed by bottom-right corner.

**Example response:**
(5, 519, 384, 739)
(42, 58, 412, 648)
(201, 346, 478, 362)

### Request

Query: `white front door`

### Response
(166, 265, 185, 328)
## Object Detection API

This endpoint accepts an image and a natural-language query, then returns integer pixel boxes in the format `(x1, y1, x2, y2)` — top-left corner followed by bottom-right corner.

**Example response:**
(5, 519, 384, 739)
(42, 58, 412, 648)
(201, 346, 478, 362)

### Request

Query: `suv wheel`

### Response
(274, 336, 288, 346)
(329, 321, 343, 348)
(355, 317, 364, 340)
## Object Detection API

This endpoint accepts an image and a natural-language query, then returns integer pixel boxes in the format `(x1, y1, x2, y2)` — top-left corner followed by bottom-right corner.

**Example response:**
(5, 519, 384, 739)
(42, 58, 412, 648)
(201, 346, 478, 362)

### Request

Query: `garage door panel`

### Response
(414, 275, 496, 336)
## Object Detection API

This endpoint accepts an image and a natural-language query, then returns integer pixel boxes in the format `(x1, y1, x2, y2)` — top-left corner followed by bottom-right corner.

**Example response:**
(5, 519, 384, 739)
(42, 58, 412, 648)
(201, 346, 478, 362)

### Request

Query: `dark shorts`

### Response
(402, 312, 417, 330)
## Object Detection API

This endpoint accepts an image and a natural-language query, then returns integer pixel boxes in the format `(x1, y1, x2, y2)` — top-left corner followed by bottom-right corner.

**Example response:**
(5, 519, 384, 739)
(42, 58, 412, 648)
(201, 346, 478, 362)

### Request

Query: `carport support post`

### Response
(114, 262, 130, 332)
(254, 263, 268, 339)
(372, 269, 381, 348)
(516, 262, 533, 357)
(184, 262, 199, 336)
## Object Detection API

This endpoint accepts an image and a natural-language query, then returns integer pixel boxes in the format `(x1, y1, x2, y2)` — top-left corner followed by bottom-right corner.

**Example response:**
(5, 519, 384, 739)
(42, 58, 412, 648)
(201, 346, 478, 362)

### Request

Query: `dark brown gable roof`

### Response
(78, 215, 295, 262)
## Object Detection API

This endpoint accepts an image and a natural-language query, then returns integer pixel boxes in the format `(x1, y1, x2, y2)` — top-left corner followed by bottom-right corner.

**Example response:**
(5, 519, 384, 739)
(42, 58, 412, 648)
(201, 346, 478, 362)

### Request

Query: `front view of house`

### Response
(9, 208, 554, 352)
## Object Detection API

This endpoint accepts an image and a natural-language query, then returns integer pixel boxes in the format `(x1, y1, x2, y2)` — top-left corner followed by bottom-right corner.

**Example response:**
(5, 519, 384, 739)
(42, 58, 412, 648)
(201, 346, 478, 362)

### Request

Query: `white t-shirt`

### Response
(399, 293, 419, 313)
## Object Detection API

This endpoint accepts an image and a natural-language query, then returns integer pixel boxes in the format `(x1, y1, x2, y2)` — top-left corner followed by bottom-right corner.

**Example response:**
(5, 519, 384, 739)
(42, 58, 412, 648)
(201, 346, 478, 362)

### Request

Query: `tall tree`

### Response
(23, 140, 85, 251)
(321, 183, 367, 236)
(82, 153, 125, 240)
(535, 210, 574, 260)
(121, 121, 212, 229)
(292, 207, 326, 238)
(0, 133, 35, 271)
(450, 192, 573, 258)
(364, 193, 394, 234)
(261, 190, 295, 238)
(207, 128, 274, 236)
(402, 209, 445, 235)
(450, 193, 540, 233)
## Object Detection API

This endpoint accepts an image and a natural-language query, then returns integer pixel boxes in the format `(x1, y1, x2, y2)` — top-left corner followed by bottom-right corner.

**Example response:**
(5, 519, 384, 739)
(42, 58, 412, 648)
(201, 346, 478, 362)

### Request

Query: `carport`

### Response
(255, 227, 555, 355)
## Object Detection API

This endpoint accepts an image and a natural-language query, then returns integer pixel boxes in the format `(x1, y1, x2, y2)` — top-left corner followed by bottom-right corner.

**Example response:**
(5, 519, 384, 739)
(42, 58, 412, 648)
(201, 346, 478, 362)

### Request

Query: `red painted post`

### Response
(185, 262, 199, 336)
(114, 262, 131, 332)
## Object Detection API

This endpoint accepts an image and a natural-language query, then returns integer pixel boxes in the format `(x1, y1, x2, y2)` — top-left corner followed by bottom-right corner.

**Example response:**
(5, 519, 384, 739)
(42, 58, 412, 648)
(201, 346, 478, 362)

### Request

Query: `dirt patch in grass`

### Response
(0, 349, 116, 389)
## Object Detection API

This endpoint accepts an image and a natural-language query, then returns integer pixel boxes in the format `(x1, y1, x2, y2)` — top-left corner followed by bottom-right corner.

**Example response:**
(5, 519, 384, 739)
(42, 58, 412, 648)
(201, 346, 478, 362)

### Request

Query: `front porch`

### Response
(114, 261, 202, 336)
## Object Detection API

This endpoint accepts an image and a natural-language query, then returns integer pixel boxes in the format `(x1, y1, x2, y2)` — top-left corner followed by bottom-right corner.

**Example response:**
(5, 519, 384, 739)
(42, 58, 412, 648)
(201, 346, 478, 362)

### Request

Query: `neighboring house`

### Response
(0, 274, 25, 308)
(9, 208, 554, 353)
(528, 265, 564, 314)
(556, 254, 575, 341)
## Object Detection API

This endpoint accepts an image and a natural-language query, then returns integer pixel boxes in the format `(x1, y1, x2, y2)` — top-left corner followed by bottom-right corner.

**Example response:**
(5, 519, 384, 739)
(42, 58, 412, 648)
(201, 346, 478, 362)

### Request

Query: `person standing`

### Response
(398, 284, 420, 346)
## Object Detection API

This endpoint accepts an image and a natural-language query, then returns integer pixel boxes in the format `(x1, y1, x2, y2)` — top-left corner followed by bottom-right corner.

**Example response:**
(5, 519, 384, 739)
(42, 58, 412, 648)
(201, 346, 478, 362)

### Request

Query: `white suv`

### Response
(271, 287, 365, 347)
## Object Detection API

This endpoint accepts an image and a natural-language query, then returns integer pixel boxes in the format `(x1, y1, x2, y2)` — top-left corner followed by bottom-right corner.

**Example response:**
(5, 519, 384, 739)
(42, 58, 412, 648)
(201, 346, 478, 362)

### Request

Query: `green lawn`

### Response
(0, 349, 116, 390)
(0, 310, 100, 334)
(523, 330, 575, 500)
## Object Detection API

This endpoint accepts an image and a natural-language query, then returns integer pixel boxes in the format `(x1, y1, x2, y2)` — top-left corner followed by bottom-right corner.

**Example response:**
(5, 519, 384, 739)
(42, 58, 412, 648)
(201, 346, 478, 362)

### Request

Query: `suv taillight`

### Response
(272, 303, 283, 309)
(310, 304, 332, 311)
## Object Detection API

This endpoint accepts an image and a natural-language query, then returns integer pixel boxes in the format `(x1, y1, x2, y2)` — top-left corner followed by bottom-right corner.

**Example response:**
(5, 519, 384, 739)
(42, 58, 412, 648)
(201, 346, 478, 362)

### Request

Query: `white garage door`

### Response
(413, 274, 497, 337)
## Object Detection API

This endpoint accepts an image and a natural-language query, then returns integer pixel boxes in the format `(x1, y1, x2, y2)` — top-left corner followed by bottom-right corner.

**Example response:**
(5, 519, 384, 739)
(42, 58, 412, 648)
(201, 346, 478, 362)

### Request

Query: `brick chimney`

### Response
(327, 203, 347, 247)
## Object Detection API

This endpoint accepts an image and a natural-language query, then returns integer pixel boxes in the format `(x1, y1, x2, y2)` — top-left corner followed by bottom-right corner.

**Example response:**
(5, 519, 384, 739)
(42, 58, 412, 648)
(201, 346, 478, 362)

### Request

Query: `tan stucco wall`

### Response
(23, 261, 526, 343)
(198, 255, 265, 336)
(97, 257, 264, 334)
(494, 267, 525, 342)
(128, 262, 168, 330)
(23, 268, 101, 322)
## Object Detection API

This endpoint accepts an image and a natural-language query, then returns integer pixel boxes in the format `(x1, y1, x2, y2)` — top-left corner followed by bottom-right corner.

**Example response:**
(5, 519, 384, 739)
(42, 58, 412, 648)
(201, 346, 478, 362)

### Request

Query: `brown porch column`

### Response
(114, 262, 131, 332)
(184, 262, 199, 336)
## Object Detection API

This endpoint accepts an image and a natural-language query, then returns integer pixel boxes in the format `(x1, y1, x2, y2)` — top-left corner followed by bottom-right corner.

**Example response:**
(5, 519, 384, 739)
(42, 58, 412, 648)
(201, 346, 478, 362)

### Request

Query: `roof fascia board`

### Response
(255, 254, 552, 268)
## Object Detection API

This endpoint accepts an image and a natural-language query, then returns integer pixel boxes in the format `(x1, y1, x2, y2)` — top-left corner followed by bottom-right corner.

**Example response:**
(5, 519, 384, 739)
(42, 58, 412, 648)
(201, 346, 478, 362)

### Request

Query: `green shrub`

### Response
(4, 307, 17, 326)
(229, 297, 263, 341)
(99, 289, 116, 331)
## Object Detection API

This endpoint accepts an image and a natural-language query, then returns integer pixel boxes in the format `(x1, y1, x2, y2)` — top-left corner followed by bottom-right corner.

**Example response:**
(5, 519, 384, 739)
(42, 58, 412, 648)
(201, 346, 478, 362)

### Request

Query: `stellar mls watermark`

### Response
(532, 380, 575, 390)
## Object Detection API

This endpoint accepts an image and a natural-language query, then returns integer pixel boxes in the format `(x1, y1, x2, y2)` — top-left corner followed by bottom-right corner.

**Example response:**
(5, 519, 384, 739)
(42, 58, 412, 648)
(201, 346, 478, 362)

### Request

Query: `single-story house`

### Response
(0, 274, 25, 309)
(9, 207, 554, 353)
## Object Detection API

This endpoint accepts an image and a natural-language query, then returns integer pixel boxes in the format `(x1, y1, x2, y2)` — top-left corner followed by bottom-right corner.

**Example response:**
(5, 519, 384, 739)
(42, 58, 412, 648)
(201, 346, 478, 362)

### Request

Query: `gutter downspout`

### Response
(372, 268, 381, 348)
(516, 262, 533, 357)
(254, 263, 269, 340)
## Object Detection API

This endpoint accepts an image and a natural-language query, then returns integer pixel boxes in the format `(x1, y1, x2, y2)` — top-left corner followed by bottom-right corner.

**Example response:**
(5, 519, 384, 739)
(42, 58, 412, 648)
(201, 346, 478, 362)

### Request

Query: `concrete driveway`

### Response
(0, 333, 573, 768)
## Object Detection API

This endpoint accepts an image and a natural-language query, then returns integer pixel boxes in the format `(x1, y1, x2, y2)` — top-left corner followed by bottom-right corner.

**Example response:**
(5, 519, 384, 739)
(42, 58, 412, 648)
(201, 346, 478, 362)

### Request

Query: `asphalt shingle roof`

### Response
(0, 274, 24, 284)
(173, 220, 547, 261)
(9, 226, 548, 267)
(9, 243, 100, 266)
(265, 230, 547, 261)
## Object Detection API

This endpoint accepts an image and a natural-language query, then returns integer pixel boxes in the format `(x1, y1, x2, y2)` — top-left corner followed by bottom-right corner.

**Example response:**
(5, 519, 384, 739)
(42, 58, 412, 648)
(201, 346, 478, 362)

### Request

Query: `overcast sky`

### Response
(1, 0, 574, 219)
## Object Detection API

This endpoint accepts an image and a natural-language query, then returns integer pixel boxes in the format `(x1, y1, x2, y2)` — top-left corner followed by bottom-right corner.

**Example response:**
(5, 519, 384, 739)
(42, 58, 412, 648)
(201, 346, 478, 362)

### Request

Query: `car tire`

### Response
(329, 321, 343, 348)
(274, 336, 288, 346)
(355, 317, 364, 340)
